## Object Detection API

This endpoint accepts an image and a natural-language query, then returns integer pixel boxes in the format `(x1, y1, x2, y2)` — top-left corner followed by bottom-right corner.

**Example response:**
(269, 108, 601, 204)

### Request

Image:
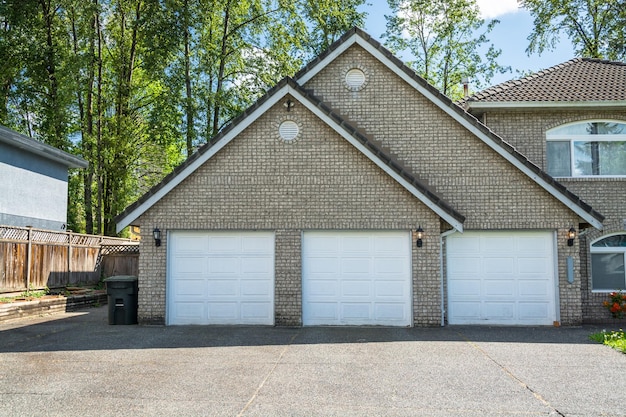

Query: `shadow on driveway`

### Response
(0, 305, 610, 353)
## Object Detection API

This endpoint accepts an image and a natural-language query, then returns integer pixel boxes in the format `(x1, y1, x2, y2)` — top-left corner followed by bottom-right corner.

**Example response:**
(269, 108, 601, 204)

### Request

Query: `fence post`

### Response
(68, 230, 72, 283)
(26, 226, 32, 291)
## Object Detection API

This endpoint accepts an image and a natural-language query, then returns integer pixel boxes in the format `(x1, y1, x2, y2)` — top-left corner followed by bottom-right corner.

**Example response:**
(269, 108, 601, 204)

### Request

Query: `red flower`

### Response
(611, 303, 621, 313)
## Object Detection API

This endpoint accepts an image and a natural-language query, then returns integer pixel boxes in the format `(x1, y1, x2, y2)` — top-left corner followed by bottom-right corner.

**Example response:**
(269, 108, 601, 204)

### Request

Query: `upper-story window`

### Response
(591, 234, 626, 291)
(546, 121, 626, 177)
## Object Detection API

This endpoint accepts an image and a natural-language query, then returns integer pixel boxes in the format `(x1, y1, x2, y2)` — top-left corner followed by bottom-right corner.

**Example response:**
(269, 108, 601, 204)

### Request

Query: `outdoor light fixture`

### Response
(284, 99, 295, 111)
(153, 228, 162, 247)
(416, 226, 424, 248)
(567, 227, 576, 247)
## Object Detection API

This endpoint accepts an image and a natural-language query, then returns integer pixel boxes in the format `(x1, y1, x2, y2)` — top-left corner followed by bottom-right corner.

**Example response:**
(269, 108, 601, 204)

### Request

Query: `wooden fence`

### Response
(0, 225, 139, 293)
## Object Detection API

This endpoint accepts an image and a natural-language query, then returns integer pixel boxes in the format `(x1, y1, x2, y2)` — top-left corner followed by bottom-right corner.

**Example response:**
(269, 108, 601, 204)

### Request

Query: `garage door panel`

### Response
(375, 236, 405, 252)
(208, 302, 238, 319)
(342, 281, 371, 297)
(175, 235, 209, 253)
(518, 236, 549, 252)
(168, 231, 274, 325)
(175, 279, 206, 297)
(518, 258, 550, 274)
(449, 279, 481, 297)
(208, 236, 241, 252)
(484, 257, 515, 274)
(483, 237, 515, 252)
(241, 257, 272, 274)
(483, 302, 515, 320)
(450, 302, 481, 320)
(241, 236, 271, 252)
(172, 257, 206, 274)
(448, 257, 480, 274)
(174, 302, 206, 321)
(518, 280, 549, 297)
(341, 258, 370, 273)
(375, 258, 407, 274)
(484, 280, 514, 297)
(241, 302, 272, 320)
(241, 280, 271, 297)
(207, 280, 237, 297)
(306, 302, 338, 320)
(376, 303, 408, 320)
(448, 231, 556, 325)
(342, 303, 370, 320)
(375, 281, 406, 297)
(303, 231, 411, 326)
(519, 302, 549, 319)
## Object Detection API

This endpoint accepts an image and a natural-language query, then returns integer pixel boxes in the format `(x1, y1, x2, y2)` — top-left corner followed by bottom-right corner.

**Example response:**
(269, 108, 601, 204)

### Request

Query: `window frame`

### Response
(590, 233, 626, 292)
(546, 121, 626, 178)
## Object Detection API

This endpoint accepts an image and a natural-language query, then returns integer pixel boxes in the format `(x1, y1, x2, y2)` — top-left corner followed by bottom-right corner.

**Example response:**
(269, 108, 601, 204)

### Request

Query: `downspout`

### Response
(440, 229, 458, 326)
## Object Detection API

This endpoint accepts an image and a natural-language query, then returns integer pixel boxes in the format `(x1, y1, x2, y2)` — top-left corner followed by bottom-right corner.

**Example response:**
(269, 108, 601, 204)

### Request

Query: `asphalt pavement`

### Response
(0, 306, 624, 417)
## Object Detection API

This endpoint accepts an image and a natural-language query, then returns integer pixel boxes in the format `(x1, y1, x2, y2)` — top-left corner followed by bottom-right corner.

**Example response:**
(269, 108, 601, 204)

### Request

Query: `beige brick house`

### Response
(462, 58, 626, 323)
(116, 28, 608, 327)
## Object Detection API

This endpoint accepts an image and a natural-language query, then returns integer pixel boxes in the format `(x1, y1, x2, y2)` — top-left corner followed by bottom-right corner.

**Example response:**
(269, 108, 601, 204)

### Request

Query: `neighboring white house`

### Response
(0, 125, 88, 230)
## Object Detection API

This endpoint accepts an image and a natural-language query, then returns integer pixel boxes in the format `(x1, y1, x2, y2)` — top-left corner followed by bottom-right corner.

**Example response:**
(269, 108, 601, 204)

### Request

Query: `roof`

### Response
(115, 77, 466, 233)
(0, 125, 88, 169)
(115, 28, 604, 233)
(462, 58, 626, 107)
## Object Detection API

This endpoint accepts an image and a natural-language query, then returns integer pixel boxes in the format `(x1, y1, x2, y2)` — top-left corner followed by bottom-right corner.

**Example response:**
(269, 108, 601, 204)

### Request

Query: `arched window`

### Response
(546, 121, 626, 177)
(591, 234, 626, 291)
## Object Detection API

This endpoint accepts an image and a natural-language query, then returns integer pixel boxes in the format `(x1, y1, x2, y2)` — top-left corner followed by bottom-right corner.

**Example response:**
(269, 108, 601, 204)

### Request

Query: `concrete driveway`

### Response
(0, 306, 624, 417)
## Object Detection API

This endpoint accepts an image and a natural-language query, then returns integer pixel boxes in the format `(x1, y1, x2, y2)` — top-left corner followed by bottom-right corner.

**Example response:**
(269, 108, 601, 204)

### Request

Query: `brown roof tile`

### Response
(465, 58, 626, 103)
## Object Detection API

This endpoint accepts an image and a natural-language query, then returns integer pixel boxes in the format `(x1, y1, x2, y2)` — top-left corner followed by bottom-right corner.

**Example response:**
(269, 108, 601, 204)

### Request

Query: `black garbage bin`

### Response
(104, 275, 138, 325)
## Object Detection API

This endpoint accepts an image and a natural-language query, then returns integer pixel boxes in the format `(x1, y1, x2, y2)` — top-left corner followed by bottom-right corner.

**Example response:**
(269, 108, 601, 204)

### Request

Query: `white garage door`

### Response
(302, 231, 412, 326)
(167, 231, 274, 325)
(447, 231, 556, 325)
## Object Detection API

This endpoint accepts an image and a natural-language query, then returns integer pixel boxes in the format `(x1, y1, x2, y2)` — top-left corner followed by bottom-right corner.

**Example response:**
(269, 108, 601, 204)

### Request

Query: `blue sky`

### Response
(360, 1, 575, 87)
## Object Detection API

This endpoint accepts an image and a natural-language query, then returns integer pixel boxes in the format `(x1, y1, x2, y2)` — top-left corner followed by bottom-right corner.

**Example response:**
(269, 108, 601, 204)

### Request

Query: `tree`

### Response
(383, 0, 509, 99)
(521, 0, 626, 60)
(297, 0, 368, 56)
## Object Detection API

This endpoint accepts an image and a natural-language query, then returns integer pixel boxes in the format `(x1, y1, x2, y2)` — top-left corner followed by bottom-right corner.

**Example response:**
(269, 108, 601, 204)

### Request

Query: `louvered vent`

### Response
(345, 68, 366, 89)
(279, 120, 299, 141)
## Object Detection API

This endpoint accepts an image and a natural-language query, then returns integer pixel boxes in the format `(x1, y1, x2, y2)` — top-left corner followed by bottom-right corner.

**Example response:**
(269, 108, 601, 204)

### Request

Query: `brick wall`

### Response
(304, 45, 585, 324)
(475, 110, 626, 323)
(133, 43, 599, 326)
(137, 100, 440, 326)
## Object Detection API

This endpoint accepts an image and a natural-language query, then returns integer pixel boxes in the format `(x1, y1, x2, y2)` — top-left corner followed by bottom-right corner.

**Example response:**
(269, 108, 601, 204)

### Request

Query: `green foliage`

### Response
(383, 0, 510, 100)
(520, 0, 626, 60)
(589, 329, 626, 354)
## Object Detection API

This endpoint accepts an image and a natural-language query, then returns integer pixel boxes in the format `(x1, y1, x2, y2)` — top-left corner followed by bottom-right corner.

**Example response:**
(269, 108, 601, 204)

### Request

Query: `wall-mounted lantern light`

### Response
(284, 99, 295, 111)
(416, 226, 424, 248)
(153, 228, 162, 247)
(567, 227, 576, 247)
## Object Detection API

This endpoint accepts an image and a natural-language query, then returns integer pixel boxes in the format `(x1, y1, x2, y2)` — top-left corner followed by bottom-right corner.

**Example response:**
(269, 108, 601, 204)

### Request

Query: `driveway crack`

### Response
(236, 330, 301, 417)
(457, 331, 565, 417)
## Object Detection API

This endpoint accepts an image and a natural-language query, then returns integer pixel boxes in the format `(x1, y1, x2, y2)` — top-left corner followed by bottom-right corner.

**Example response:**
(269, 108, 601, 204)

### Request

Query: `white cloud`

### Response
(476, 0, 520, 19)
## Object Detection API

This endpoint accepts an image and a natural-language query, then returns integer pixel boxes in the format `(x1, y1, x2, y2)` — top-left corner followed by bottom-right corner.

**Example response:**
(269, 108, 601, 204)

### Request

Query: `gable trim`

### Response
(115, 79, 465, 233)
(295, 29, 603, 230)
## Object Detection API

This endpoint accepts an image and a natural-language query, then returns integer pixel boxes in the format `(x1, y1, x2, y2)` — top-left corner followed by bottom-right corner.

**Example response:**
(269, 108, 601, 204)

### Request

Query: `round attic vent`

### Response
(279, 120, 299, 141)
(345, 68, 366, 90)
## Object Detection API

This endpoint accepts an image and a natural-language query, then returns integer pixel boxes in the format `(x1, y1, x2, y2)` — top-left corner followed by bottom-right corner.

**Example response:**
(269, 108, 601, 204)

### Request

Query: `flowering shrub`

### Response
(603, 291, 626, 319)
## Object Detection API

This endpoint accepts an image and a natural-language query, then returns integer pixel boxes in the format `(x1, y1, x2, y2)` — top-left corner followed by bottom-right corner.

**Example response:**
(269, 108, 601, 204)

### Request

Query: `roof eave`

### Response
(466, 100, 626, 110)
(0, 126, 88, 169)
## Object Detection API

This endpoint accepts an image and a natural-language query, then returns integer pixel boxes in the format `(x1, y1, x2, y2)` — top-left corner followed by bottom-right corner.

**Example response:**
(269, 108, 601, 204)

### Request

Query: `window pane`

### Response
(549, 122, 626, 135)
(546, 141, 571, 176)
(573, 141, 593, 175)
(599, 141, 626, 175)
(593, 234, 626, 247)
(592, 253, 626, 290)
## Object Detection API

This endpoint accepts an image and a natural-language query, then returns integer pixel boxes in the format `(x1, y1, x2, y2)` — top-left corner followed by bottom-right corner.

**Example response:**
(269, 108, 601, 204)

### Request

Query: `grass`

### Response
(589, 329, 626, 353)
